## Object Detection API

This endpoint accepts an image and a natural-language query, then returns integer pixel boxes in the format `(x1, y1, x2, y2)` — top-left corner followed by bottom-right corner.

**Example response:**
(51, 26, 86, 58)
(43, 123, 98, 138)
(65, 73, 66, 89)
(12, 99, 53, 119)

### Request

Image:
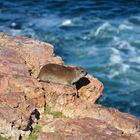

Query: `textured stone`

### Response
(0, 32, 140, 140)
(0, 33, 52, 139)
(77, 74, 103, 103)
(38, 118, 136, 140)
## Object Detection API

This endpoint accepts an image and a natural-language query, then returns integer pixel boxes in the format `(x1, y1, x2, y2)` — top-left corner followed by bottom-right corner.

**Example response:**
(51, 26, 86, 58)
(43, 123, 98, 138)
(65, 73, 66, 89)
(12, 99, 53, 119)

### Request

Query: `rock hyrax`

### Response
(37, 63, 87, 85)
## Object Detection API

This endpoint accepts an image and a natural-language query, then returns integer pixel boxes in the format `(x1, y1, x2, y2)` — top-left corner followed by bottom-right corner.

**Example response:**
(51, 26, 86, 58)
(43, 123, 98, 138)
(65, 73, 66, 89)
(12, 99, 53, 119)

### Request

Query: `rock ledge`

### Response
(0, 33, 140, 140)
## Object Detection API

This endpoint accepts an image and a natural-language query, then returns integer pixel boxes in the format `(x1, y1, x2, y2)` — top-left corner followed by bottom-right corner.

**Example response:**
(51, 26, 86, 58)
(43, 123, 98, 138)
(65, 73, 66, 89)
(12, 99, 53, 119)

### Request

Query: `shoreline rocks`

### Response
(0, 32, 140, 140)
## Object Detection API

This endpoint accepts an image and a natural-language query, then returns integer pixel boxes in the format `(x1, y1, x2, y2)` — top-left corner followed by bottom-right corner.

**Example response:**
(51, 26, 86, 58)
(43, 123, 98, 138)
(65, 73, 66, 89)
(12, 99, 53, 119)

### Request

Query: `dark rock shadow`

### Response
(24, 109, 40, 131)
(74, 77, 90, 90)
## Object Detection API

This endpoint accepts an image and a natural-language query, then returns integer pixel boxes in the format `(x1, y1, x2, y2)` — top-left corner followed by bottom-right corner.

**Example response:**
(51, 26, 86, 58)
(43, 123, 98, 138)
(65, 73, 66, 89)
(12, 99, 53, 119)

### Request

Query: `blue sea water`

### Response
(0, 0, 140, 118)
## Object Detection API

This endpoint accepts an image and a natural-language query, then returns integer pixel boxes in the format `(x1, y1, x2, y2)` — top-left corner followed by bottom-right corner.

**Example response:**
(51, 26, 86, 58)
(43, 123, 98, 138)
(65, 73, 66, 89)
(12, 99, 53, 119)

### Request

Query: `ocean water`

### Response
(0, 0, 140, 118)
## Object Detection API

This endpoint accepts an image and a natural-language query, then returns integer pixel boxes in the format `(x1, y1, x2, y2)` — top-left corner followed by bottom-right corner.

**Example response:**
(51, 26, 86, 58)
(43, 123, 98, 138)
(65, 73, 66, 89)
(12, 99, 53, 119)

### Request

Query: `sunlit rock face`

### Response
(38, 118, 138, 140)
(0, 32, 59, 139)
(0, 33, 139, 140)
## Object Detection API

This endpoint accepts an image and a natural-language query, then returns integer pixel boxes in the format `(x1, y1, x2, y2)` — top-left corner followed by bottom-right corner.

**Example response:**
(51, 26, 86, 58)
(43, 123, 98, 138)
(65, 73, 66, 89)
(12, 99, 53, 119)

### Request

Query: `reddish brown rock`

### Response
(38, 118, 136, 140)
(77, 74, 103, 103)
(0, 33, 53, 139)
(45, 96, 140, 136)
(0, 32, 140, 140)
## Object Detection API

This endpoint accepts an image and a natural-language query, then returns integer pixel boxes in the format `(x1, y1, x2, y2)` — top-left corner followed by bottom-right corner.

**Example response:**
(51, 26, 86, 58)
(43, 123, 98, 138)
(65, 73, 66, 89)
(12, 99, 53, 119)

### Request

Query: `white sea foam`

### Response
(130, 56, 140, 64)
(112, 36, 120, 46)
(11, 22, 17, 28)
(118, 24, 133, 31)
(130, 101, 138, 107)
(108, 69, 120, 79)
(133, 40, 140, 44)
(112, 37, 135, 52)
(94, 22, 111, 36)
(110, 54, 122, 64)
(61, 19, 72, 26)
(108, 63, 130, 79)
(86, 47, 98, 55)
(110, 48, 122, 64)
(108, 47, 130, 78)
(121, 63, 130, 72)
(32, 14, 61, 28)
(129, 16, 140, 24)
(10, 29, 21, 35)
(119, 41, 135, 51)
(111, 47, 120, 54)
(113, 36, 119, 42)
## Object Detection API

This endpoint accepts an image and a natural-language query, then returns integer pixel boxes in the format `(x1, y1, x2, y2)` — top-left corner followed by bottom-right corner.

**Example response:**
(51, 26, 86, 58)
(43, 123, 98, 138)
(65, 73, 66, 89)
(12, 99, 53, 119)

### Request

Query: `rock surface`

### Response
(0, 32, 140, 140)
(38, 118, 136, 140)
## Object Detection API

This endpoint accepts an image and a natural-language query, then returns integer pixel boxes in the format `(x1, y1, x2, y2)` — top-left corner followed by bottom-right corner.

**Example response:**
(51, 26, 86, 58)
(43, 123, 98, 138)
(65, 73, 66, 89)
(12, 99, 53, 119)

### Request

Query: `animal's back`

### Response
(38, 64, 75, 84)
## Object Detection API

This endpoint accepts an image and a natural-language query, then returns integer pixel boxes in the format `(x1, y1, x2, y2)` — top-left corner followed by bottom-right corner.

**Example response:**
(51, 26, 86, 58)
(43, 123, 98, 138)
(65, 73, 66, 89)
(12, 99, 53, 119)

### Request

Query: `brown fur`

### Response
(37, 63, 87, 85)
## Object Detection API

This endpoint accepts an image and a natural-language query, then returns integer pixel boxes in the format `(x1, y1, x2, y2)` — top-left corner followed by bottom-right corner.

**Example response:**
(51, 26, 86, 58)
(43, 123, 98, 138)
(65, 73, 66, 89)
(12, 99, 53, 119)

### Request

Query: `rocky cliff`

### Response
(0, 32, 140, 140)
